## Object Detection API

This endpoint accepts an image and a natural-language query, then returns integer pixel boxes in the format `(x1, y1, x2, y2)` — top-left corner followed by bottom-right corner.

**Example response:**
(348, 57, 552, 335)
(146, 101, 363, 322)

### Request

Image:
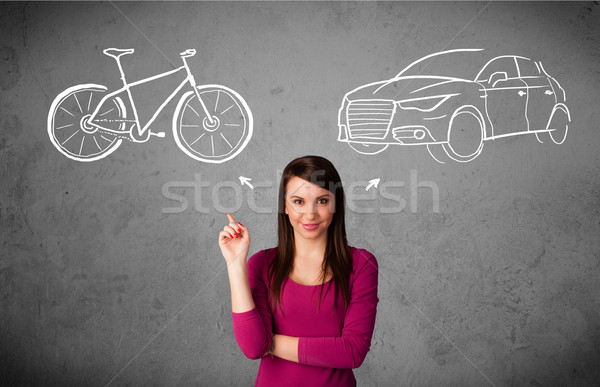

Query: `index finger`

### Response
(226, 213, 236, 225)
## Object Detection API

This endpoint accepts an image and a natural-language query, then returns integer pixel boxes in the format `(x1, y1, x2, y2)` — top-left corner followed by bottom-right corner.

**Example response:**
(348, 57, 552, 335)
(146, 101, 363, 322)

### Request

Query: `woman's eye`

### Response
(291, 198, 328, 205)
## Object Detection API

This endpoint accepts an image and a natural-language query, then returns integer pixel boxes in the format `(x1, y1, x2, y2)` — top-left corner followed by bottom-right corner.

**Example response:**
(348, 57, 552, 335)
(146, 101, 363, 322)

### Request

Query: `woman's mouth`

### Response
(302, 223, 320, 230)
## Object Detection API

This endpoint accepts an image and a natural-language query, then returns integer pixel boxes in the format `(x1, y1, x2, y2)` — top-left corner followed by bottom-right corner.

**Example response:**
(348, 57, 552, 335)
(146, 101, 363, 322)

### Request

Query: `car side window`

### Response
(516, 57, 541, 77)
(475, 57, 519, 83)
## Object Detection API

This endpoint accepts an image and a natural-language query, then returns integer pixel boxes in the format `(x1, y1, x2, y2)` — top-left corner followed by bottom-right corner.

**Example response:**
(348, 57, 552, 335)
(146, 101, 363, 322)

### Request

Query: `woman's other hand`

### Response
(261, 334, 275, 358)
(218, 213, 250, 266)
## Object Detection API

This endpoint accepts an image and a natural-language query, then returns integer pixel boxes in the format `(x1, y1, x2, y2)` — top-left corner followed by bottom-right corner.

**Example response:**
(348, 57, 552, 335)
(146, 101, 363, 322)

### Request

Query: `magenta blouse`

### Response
(231, 246, 379, 386)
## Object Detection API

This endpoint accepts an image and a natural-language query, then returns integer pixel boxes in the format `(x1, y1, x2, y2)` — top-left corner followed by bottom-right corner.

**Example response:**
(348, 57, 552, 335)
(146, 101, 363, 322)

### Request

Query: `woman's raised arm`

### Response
(219, 213, 273, 359)
(218, 213, 254, 313)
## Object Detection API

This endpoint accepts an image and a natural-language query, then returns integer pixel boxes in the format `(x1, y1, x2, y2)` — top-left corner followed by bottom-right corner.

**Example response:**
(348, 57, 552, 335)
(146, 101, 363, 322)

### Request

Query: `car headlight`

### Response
(396, 94, 457, 113)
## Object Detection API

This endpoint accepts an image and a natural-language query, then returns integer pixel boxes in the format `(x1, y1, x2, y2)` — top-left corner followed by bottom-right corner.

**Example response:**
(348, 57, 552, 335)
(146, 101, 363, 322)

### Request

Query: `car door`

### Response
(475, 56, 528, 138)
(515, 57, 556, 132)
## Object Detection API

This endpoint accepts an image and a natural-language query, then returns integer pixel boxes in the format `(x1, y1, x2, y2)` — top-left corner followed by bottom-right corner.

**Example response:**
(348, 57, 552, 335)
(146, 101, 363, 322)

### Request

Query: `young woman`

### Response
(219, 155, 379, 387)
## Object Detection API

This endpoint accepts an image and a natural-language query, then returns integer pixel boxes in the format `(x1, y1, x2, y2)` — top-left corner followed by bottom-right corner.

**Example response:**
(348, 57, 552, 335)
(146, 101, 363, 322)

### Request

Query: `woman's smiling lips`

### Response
(302, 223, 320, 230)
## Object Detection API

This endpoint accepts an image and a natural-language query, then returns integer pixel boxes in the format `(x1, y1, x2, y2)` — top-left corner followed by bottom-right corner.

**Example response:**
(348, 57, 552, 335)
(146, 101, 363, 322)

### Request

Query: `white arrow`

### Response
(239, 176, 254, 189)
(365, 178, 380, 191)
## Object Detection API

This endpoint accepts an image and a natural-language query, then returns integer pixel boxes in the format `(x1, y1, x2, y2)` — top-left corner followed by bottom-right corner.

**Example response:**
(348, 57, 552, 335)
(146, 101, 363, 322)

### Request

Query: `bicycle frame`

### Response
(88, 55, 212, 142)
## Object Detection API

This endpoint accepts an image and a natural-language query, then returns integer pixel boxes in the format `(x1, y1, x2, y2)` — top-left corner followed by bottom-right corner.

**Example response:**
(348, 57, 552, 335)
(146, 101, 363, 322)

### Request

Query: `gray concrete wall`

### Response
(1, 1, 599, 386)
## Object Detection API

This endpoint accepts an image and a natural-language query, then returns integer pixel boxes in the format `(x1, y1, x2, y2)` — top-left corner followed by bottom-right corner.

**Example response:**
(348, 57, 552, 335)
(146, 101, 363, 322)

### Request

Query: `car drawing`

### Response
(337, 49, 570, 163)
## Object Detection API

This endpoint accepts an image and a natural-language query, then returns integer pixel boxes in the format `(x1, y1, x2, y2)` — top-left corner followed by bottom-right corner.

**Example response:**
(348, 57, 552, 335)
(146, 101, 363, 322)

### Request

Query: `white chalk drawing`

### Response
(365, 178, 380, 191)
(239, 176, 254, 189)
(337, 49, 570, 163)
(48, 48, 253, 163)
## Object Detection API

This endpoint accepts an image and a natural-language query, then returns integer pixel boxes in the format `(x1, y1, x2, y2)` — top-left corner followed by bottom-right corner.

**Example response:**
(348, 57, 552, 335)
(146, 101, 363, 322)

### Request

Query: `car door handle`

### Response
(518, 91, 527, 97)
(545, 90, 554, 95)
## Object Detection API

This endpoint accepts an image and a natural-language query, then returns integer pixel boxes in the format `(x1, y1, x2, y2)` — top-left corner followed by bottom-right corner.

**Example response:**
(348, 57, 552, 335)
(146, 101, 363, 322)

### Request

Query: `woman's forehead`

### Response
(286, 176, 332, 197)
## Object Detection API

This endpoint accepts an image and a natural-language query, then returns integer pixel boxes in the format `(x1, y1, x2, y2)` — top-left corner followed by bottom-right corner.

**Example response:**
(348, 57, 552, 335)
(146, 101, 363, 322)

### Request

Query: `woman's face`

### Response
(284, 176, 336, 241)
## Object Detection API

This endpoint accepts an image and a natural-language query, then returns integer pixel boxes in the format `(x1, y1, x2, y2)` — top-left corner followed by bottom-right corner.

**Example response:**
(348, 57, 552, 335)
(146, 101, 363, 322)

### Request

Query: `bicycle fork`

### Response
(180, 50, 216, 126)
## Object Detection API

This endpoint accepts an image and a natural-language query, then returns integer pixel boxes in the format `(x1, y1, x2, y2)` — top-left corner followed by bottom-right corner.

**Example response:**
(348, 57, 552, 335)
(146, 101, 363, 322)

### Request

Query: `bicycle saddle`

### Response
(103, 48, 135, 58)
(180, 49, 196, 58)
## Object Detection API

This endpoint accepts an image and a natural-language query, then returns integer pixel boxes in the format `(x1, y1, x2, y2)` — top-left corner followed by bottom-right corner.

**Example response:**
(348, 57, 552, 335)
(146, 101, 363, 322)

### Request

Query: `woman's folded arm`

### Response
(298, 254, 379, 369)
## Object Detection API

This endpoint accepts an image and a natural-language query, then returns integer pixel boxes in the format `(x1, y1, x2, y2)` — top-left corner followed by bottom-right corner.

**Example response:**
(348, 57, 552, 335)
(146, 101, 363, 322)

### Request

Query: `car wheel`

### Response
(441, 105, 485, 162)
(547, 104, 570, 145)
(348, 142, 389, 155)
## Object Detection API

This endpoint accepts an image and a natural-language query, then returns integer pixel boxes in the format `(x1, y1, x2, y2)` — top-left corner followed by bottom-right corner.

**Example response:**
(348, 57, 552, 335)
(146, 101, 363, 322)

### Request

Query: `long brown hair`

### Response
(267, 155, 353, 316)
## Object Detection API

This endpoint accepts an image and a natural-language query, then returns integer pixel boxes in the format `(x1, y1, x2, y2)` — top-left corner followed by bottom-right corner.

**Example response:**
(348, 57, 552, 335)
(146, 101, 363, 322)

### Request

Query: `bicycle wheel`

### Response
(48, 84, 126, 162)
(173, 84, 253, 163)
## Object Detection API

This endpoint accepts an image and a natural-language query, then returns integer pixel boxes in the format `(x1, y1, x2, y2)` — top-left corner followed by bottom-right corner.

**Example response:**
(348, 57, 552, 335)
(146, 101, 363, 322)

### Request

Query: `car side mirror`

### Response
(488, 72, 508, 87)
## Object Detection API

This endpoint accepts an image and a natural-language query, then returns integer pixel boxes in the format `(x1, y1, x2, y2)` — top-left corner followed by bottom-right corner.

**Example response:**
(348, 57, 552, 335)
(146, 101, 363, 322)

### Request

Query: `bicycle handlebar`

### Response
(180, 49, 196, 58)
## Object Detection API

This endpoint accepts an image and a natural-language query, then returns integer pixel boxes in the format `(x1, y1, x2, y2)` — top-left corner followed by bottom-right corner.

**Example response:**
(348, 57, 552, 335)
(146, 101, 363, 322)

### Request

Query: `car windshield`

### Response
(395, 49, 490, 81)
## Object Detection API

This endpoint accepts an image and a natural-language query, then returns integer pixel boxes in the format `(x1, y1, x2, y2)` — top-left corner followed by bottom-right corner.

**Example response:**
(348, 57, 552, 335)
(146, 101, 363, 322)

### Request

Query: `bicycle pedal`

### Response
(151, 131, 166, 138)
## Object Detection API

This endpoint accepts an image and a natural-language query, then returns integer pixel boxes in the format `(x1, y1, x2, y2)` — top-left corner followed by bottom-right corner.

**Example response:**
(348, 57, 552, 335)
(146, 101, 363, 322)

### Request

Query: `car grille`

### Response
(346, 100, 395, 139)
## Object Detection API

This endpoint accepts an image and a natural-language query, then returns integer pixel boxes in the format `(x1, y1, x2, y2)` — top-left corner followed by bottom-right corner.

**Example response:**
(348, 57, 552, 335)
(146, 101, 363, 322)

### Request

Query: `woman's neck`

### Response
(293, 233, 327, 262)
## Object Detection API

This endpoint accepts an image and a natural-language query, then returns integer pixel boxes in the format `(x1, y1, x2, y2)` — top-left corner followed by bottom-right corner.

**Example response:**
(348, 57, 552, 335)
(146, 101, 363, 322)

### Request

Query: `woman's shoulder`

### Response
(247, 247, 277, 267)
(348, 246, 378, 272)
(349, 246, 376, 261)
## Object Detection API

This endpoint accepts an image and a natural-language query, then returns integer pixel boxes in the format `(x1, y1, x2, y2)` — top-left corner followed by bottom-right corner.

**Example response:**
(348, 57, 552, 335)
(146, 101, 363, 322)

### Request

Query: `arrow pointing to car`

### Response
(365, 178, 380, 191)
(239, 176, 254, 189)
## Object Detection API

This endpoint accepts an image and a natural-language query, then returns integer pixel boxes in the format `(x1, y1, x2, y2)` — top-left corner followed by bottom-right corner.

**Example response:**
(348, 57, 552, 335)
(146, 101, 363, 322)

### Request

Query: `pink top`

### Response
(231, 246, 379, 387)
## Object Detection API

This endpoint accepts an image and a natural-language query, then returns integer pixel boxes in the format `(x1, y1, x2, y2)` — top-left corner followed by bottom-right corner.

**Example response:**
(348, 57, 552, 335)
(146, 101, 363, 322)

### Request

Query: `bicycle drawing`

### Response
(48, 48, 253, 163)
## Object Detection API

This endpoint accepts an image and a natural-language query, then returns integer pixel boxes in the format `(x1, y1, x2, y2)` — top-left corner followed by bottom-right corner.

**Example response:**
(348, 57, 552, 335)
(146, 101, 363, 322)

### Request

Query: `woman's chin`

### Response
(294, 227, 325, 240)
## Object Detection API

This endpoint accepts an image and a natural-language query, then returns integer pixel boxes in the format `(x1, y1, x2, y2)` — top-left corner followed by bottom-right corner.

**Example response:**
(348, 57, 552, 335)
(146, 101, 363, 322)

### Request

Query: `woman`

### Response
(219, 155, 379, 387)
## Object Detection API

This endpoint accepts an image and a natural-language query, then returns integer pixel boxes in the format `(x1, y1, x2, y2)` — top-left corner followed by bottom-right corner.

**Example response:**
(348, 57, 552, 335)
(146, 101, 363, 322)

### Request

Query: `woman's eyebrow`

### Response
(289, 194, 331, 199)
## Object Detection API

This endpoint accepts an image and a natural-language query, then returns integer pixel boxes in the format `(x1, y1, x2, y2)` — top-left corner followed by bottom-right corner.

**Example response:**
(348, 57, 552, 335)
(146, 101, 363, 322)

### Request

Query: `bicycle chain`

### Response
(93, 118, 136, 123)
(98, 131, 133, 140)
(92, 119, 136, 141)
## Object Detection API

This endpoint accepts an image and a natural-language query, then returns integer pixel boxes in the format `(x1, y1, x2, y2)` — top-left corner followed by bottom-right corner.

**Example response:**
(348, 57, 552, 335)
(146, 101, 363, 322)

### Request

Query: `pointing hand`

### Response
(218, 213, 250, 266)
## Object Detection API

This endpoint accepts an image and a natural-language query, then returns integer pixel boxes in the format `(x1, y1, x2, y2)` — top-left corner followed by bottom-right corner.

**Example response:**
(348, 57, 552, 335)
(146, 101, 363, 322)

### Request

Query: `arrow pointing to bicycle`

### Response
(365, 178, 380, 191)
(239, 176, 254, 189)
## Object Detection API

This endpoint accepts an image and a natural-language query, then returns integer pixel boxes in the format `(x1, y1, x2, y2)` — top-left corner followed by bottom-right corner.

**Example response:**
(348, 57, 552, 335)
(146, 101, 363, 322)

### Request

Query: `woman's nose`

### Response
(303, 202, 317, 217)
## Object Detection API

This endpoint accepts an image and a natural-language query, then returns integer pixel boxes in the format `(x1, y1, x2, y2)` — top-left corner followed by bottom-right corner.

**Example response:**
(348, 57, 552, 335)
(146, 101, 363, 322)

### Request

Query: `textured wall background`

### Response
(1, 1, 599, 386)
